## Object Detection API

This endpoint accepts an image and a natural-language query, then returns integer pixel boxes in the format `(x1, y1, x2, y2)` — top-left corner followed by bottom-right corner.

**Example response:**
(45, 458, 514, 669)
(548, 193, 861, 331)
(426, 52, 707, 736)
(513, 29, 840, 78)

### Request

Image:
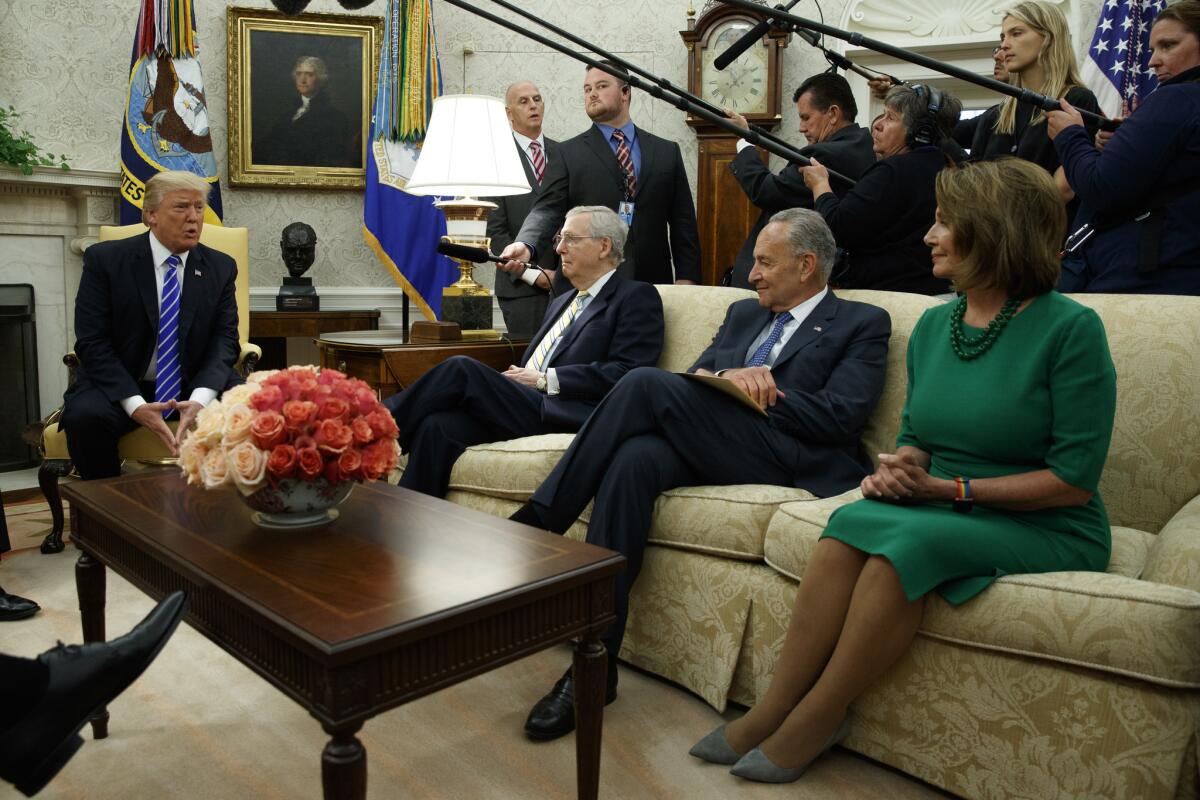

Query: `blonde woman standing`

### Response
(970, 1, 1101, 177)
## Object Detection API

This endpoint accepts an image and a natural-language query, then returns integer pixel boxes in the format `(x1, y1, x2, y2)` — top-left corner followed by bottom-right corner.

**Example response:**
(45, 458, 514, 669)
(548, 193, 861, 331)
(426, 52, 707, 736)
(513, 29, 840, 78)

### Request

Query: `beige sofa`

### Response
(437, 285, 1200, 799)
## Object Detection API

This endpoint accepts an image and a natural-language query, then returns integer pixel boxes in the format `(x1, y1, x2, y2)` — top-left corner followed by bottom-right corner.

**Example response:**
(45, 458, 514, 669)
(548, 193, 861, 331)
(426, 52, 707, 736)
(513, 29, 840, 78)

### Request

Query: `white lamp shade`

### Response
(404, 94, 532, 197)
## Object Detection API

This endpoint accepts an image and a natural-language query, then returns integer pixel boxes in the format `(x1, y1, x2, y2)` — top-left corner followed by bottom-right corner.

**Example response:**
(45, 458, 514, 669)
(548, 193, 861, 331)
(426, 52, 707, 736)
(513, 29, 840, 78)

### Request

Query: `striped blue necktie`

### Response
(745, 311, 793, 368)
(154, 254, 182, 415)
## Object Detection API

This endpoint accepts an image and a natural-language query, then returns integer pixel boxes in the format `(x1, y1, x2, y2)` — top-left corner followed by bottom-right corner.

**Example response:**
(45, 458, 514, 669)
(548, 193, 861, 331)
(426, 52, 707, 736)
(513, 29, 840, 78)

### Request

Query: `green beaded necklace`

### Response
(949, 295, 1021, 361)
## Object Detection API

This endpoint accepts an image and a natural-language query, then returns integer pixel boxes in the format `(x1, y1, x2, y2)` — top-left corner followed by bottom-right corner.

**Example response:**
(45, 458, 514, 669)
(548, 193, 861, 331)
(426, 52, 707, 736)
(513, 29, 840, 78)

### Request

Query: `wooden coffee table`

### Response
(62, 471, 623, 800)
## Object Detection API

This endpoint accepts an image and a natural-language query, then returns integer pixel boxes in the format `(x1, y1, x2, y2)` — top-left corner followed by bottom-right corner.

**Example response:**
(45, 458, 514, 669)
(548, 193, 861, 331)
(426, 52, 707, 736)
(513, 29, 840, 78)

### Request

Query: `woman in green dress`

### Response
(689, 157, 1118, 783)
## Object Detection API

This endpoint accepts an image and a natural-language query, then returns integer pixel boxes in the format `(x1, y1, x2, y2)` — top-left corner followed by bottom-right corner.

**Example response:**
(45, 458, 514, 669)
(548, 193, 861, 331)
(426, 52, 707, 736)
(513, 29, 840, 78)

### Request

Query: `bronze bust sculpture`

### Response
(277, 222, 320, 310)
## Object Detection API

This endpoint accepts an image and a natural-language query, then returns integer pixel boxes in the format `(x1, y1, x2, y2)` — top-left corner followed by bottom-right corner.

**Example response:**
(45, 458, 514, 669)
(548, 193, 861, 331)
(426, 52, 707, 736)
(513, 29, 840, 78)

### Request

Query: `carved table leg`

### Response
(573, 636, 607, 800)
(321, 721, 366, 800)
(75, 551, 108, 739)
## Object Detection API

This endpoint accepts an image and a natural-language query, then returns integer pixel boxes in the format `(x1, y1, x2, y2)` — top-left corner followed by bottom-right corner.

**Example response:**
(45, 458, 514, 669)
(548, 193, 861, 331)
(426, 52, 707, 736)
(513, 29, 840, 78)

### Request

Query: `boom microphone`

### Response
(713, 18, 773, 71)
(437, 241, 502, 264)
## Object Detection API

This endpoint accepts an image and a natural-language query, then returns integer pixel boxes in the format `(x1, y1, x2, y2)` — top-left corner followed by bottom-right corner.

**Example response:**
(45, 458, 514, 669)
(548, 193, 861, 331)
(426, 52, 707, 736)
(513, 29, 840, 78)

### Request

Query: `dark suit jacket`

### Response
(253, 91, 357, 168)
(516, 125, 701, 284)
(813, 147, 951, 295)
(487, 135, 560, 301)
(519, 273, 664, 429)
(66, 232, 241, 406)
(690, 291, 891, 496)
(727, 124, 876, 288)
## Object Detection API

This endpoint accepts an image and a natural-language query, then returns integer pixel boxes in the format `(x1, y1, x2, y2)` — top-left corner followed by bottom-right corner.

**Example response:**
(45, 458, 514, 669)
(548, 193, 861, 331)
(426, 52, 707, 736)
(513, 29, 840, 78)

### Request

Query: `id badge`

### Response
(618, 200, 635, 227)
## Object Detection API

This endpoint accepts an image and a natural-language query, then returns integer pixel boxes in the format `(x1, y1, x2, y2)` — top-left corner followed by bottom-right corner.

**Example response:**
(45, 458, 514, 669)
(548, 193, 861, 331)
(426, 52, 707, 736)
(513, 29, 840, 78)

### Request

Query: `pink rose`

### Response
(365, 408, 399, 440)
(251, 411, 287, 451)
(359, 440, 396, 482)
(314, 418, 354, 454)
(249, 384, 284, 413)
(352, 385, 379, 416)
(266, 444, 298, 480)
(282, 400, 317, 434)
(296, 447, 324, 481)
(325, 447, 362, 484)
(318, 369, 347, 385)
(350, 417, 374, 445)
(317, 397, 350, 422)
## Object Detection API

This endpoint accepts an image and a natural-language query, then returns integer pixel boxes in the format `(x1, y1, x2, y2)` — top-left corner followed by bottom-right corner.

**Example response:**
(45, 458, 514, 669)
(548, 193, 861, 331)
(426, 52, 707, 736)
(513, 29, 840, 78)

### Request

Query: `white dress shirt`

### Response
(119, 232, 217, 417)
(738, 287, 829, 369)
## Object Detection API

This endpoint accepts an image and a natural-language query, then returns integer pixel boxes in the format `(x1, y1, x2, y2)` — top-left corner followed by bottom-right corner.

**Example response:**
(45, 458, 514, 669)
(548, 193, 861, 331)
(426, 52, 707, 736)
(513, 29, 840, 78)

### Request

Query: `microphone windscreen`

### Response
(437, 241, 491, 263)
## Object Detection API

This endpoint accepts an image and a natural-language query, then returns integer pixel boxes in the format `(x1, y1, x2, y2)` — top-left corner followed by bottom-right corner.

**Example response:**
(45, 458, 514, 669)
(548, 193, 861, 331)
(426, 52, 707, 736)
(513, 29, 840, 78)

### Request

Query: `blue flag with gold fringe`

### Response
(362, 0, 456, 320)
(120, 0, 223, 224)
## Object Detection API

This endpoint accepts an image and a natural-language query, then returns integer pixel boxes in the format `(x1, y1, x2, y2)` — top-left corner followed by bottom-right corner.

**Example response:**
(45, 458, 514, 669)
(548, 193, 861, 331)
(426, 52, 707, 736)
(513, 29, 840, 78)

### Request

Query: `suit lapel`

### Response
(135, 233, 158, 328)
(583, 126, 627, 195)
(547, 276, 616, 364)
(773, 291, 840, 370)
(520, 289, 575, 366)
(178, 245, 205, 348)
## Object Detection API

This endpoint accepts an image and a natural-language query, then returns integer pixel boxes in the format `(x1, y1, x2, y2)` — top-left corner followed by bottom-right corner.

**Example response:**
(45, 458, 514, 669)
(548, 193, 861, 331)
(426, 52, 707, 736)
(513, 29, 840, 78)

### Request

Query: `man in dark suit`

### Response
(497, 61, 701, 286)
(511, 207, 892, 741)
(725, 73, 876, 289)
(487, 81, 559, 338)
(59, 170, 241, 480)
(383, 205, 665, 499)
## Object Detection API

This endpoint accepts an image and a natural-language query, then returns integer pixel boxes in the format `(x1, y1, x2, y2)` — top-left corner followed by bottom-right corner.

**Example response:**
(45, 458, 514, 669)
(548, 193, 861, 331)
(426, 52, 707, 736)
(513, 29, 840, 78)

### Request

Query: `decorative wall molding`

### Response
(249, 286, 509, 332)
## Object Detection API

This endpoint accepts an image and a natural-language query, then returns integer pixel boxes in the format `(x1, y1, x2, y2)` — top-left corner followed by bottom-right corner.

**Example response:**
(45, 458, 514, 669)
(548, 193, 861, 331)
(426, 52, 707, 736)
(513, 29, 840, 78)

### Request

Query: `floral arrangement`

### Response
(179, 366, 399, 495)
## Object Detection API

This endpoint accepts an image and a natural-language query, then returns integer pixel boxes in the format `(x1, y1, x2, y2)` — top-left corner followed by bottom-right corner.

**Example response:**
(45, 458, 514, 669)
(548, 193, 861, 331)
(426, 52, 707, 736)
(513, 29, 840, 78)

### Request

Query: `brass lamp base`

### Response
(437, 197, 498, 331)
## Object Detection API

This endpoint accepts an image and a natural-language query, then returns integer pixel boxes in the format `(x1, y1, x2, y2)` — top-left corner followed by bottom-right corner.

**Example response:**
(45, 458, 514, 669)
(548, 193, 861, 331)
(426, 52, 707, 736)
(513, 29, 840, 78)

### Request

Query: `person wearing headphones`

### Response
(800, 84, 963, 295)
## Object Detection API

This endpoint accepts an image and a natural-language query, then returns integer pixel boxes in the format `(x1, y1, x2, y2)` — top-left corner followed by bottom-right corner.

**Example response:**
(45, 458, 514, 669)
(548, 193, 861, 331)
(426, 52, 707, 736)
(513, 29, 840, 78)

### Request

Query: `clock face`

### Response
(700, 19, 770, 115)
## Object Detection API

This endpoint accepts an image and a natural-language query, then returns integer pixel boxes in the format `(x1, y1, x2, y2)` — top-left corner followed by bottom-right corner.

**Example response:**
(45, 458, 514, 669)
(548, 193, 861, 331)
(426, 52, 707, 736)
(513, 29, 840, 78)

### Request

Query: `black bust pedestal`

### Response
(277, 276, 319, 311)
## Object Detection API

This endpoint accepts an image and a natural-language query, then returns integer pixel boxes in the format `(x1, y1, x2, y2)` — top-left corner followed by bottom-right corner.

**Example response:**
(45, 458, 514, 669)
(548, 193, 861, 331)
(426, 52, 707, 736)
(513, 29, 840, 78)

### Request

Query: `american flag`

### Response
(1082, 0, 1170, 117)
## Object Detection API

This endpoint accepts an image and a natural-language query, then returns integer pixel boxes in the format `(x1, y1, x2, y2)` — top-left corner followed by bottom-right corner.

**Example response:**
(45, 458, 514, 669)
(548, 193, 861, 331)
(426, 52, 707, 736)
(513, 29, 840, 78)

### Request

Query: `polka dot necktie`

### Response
(745, 311, 793, 368)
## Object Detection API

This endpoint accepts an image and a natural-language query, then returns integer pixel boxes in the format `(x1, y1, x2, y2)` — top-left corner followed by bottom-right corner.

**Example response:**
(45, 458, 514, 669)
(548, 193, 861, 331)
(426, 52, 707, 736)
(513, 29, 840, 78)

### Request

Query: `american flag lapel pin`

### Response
(814, 325, 823, 332)
(194, 269, 202, 277)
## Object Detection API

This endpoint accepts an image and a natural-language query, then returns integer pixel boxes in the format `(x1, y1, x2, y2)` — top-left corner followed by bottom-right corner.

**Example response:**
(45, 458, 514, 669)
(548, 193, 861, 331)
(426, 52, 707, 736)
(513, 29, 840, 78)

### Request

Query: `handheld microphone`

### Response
(436, 241, 559, 298)
(713, 18, 773, 71)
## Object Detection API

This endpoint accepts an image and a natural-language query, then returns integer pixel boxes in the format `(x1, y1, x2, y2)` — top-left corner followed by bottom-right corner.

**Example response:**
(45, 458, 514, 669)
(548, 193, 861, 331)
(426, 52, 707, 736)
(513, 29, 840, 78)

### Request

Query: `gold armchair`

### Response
(37, 224, 260, 553)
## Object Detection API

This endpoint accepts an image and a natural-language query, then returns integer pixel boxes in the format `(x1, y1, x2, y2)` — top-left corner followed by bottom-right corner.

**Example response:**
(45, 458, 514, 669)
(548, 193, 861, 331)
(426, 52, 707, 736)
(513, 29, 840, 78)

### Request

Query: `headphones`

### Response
(907, 84, 944, 148)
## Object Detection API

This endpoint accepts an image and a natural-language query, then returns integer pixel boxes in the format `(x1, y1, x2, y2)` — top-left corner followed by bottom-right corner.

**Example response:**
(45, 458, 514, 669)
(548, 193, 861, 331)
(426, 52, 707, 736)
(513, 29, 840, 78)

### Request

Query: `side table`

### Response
(317, 330, 530, 397)
(250, 309, 381, 370)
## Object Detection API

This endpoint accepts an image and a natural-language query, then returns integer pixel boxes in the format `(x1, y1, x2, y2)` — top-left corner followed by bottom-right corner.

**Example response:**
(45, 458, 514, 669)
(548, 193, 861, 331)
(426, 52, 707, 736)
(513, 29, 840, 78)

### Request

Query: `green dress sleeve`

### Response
(1045, 307, 1117, 492)
(895, 308, 929, 452)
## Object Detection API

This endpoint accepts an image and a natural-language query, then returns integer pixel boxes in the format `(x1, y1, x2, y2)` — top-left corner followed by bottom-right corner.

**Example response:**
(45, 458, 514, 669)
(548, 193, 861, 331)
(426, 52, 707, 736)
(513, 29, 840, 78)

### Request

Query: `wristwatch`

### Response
(535, 373, 547, 392)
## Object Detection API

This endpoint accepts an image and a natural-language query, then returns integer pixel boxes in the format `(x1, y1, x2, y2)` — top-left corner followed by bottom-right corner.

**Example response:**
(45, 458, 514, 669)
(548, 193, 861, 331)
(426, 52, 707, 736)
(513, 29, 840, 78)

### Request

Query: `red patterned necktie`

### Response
(529, 140, 545, 184)
(612, 130, 636, 198)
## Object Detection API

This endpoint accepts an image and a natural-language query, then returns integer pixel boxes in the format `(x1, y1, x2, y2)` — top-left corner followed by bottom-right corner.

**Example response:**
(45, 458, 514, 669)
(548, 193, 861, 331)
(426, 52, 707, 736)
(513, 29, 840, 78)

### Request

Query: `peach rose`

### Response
(200, 446, 229, 489)
(190, 400, 226, 447)
(350, 417, 374, 445)
(317, 397, 350, 422)
(227, 440, 267, 495)
(314, 418, 354, 454)
(326, 447, 362, 484)
(365, 408, 399, 440)
(222, 403, 255, 446)
(296, 446, 324, 481)
(178, 438, 207, 485)
(266, 443, 298, 480)
(220, 382, 256, 407)
(251, 411, 287, 451)
(249, 384, 285, 414)
(282, 400, 318, 434)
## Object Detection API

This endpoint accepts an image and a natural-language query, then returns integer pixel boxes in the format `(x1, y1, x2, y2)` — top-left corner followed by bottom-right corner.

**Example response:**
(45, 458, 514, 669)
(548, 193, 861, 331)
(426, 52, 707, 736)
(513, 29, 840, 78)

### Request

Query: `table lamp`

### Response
(404, 94, 531, 339)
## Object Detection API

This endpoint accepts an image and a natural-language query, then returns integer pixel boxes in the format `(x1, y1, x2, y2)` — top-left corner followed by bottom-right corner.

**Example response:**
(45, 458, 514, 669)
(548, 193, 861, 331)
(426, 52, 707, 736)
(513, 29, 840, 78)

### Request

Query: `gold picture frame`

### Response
(226, 7, 382, 190)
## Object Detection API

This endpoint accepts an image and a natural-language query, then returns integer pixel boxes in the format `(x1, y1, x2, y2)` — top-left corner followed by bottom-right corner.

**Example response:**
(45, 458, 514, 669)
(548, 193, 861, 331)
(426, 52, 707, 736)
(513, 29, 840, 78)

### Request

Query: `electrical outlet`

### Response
(462, 41, 476, 55)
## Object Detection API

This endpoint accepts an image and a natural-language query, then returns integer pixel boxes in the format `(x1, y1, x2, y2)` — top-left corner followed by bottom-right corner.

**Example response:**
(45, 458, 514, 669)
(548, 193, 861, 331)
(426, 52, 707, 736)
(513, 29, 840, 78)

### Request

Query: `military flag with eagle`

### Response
(120, 0, 223, 224)
(362, 0, 457, 320)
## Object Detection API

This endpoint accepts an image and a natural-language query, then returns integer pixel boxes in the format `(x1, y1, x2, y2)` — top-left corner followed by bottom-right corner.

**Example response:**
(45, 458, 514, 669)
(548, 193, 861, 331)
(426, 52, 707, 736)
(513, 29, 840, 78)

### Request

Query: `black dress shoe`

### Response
(0, 591, 40, 621)
(0, 591, 188, 796)
(524, 661, 619, 741)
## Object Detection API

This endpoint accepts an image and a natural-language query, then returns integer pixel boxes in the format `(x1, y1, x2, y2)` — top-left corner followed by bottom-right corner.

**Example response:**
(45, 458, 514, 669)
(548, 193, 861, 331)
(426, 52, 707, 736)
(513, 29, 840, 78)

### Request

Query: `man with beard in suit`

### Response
(497, 61, 701, 286)
(383, 205, 664, 499)
(510, 208, 892, 741)
(59, 170, 241, 480)
(724, 73, 876, 289)
(487, 81, 559, 338)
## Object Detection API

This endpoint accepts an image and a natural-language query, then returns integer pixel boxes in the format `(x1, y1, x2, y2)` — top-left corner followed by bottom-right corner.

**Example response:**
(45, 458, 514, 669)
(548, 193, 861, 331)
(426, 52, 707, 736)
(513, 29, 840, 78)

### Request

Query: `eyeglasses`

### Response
(552, 233, 602, 249)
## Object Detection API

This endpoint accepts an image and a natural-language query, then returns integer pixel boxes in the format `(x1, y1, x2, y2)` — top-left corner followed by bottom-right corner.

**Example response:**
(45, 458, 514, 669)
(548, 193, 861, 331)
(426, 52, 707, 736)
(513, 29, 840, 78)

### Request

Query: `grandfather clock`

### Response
(681, 2, 789, 285)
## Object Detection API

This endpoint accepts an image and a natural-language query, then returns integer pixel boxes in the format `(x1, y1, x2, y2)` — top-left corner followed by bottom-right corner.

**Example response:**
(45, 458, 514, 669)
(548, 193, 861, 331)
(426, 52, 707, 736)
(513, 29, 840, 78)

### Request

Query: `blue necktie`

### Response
(154, 255, 182, 415)
(745, 311, 793, 368)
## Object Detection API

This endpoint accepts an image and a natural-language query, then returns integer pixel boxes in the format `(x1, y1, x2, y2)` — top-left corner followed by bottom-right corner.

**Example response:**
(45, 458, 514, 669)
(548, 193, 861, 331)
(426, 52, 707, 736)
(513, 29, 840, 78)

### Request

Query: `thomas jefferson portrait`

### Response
(250, 38, 364, 169)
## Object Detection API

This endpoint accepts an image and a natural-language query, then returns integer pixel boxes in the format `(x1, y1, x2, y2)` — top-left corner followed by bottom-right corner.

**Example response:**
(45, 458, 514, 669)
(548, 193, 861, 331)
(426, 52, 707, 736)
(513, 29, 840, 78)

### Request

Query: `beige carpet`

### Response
(0, 547, 951, 800)
(1, 497, 70, 554)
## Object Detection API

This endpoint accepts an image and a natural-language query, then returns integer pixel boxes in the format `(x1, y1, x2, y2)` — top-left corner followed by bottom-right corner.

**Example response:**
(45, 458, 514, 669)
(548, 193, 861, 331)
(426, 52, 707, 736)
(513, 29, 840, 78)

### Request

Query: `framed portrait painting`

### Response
(227, 7, 382, 189)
